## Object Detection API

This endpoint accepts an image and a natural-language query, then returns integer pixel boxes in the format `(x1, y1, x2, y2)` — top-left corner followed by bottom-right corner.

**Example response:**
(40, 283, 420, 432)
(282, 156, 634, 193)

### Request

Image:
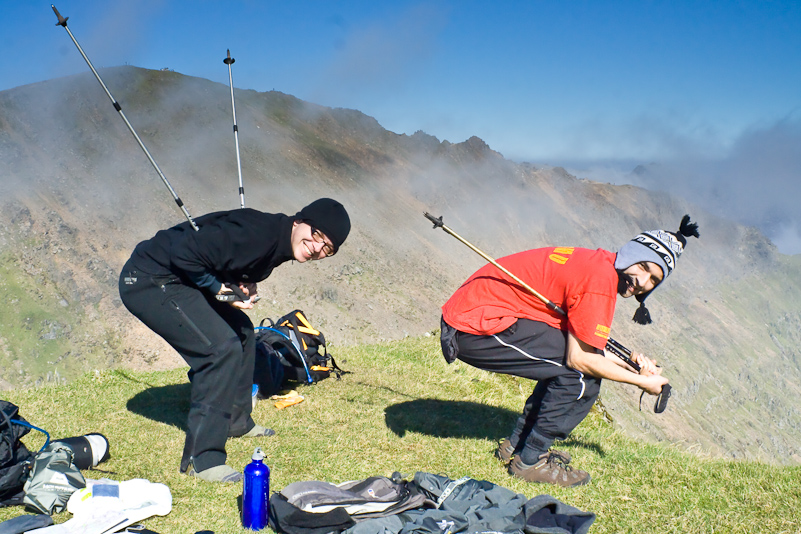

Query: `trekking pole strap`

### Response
(639, 384, 672, 414)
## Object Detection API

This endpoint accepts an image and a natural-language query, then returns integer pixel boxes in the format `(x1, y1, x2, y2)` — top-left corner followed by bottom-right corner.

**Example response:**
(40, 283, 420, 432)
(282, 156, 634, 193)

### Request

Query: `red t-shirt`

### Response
(441, 247, 618, 350)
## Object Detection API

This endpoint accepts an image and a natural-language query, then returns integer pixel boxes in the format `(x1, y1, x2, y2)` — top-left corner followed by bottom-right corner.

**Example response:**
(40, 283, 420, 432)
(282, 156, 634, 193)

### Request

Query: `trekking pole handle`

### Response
(52, 4, 68, 26)
(215, 282, 258, 304)
(607, 338, 671, 413)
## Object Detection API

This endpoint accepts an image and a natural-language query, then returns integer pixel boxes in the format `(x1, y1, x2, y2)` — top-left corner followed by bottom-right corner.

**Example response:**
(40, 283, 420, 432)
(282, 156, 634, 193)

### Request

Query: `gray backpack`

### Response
(22, 443, 86, 515)
(269, 473, 429, 534)
(281, 474, 427, 519)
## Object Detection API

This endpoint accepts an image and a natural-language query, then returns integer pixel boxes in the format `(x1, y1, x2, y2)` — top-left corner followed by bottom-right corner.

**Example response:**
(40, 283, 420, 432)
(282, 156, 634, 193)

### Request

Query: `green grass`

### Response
(0, 250, 115, 387)
(2, 335, 800, 533)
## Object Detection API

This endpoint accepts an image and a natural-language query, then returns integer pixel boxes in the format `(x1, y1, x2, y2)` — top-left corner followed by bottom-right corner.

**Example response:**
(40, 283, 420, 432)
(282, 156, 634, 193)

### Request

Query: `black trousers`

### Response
(119, 263, 256, 472)
(442, 318, 601, 450)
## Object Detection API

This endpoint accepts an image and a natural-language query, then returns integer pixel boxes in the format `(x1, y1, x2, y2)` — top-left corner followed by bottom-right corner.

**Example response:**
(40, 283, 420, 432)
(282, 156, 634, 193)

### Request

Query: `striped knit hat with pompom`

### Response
(614, 214, 700, 324)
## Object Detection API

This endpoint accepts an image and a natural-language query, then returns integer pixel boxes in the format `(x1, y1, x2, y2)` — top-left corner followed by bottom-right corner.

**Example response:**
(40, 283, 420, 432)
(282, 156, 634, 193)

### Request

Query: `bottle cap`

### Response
(252, 447, 264, 461)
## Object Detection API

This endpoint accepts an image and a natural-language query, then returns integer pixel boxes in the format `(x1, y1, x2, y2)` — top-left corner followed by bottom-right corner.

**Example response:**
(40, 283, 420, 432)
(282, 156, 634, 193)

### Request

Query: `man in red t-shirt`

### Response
(440, 216, 699, 487)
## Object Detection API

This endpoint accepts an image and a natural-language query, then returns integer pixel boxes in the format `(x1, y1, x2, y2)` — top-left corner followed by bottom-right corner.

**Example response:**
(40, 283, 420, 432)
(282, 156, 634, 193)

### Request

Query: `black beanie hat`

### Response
(614, 214, 700, 325)
(296, 198, 351, 252)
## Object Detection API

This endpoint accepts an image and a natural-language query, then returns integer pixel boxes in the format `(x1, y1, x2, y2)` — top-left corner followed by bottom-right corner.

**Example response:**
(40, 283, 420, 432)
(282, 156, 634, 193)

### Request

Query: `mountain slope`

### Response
(1, 66, 799, 465)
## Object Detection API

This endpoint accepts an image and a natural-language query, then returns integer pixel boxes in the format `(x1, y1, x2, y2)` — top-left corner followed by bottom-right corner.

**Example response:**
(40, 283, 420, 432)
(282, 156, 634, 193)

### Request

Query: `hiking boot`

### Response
(508, 452, 590, 487)
(548, 449, 572, 464)
(495, 438, 515, 465)
(184, 463, 243, 483)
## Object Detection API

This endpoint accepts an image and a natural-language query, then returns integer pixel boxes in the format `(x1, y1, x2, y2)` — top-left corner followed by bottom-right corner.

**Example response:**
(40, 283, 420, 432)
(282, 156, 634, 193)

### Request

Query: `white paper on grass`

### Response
(29, 478, 172, 534)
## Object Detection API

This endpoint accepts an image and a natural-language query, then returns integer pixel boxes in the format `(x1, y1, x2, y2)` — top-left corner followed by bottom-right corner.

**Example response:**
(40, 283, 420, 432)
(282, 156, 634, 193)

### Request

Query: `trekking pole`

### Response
(51, 4, 199, 231)
(424, 212, 671, 413)
(224, 49, 245, 209)
(52, 7, 256, 305)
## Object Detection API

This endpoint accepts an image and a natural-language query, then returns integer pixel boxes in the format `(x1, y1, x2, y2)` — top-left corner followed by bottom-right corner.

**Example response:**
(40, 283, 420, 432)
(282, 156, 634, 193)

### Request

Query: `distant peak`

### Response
(454, 135, 502, 159)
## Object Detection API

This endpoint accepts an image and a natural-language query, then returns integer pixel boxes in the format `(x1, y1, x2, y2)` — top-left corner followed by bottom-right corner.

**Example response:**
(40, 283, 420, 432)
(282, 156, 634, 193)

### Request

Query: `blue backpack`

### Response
(253, 310, 345, 398)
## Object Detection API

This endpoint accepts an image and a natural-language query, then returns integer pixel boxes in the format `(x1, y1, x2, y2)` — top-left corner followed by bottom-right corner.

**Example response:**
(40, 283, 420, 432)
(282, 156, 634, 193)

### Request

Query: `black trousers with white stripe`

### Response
(444, 318, 601, 448)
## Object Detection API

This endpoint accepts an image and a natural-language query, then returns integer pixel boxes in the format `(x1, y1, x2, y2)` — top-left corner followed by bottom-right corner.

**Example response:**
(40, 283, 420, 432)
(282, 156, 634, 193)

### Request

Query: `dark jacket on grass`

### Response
(269, 471, 595, 534)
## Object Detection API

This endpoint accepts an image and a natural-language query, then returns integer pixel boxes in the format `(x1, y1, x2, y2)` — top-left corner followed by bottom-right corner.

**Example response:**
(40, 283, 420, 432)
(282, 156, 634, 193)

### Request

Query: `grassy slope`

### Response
(2, 335, 800, 533)
(0, 248, 120, 388)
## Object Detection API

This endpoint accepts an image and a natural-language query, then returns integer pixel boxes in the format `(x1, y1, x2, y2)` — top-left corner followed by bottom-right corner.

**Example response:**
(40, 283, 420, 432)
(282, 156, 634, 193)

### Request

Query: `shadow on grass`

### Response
(126, 383, 191, 431)
(385, 398, 516, 440)
(385, 399, 606, 456)
(560, 436, 605, 457)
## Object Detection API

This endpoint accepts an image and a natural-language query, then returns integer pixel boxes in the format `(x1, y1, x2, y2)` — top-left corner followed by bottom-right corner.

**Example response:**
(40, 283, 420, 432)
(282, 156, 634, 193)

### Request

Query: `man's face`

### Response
(617, 261, 664, 298)
(290, 221, 335, 263)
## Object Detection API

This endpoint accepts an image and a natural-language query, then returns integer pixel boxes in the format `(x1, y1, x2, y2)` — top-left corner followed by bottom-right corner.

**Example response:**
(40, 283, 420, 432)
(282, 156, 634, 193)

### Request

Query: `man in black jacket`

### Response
(119, 198, 350, 483)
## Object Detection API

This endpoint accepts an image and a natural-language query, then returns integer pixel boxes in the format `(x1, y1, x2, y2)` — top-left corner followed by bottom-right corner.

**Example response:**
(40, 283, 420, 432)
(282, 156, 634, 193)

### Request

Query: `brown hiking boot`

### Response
(508, 451, 590, 487)
(548, 449, 572, 464)
(495, 438, 515, 464)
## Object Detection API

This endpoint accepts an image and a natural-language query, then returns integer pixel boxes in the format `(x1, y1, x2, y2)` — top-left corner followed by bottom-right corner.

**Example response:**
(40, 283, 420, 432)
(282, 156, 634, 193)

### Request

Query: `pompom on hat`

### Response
(614, 214, 700, 324)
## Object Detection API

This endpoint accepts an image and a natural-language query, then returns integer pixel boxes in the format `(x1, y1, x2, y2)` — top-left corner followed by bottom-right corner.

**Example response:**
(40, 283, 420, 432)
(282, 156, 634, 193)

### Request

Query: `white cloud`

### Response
(548, 114, 801, 255)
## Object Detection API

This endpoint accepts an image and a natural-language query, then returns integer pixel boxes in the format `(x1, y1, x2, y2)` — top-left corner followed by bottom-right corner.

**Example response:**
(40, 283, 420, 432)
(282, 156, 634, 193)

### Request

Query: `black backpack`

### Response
(0, 401, 36, 507)
(254, 310, 345, 398)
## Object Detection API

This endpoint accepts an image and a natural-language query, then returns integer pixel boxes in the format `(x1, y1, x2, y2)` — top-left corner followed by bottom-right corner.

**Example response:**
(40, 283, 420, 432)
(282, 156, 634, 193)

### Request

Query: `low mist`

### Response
(561, 114, 801, 255)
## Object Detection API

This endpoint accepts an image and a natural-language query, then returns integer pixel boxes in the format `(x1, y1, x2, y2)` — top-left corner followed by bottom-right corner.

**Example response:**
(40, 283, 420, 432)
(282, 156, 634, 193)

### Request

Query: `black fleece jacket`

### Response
(127, 209, 296, 293)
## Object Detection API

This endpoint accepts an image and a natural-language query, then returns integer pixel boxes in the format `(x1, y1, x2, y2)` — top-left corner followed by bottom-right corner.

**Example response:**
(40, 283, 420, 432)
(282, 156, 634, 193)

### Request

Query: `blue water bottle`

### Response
(242, 447, 270, 530)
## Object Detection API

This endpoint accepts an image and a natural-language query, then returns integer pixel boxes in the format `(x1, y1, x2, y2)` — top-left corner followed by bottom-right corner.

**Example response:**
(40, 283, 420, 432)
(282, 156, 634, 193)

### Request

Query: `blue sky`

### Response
(2, 1, 800, 252)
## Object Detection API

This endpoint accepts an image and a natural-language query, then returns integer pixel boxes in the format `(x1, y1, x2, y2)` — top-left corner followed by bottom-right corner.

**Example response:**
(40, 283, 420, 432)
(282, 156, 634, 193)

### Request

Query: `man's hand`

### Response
(231, 283, 258, 309)
(217, 282, 259, 309)
(239, 282, 257, 298)
(639, 374, 670, 396)
(567, 332, 670, 394)
(632, 353, 661, 376)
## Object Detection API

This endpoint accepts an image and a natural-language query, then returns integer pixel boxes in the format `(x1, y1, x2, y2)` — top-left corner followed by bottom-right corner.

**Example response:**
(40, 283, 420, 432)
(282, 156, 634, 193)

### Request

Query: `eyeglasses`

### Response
(310, 227, 336, 256)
